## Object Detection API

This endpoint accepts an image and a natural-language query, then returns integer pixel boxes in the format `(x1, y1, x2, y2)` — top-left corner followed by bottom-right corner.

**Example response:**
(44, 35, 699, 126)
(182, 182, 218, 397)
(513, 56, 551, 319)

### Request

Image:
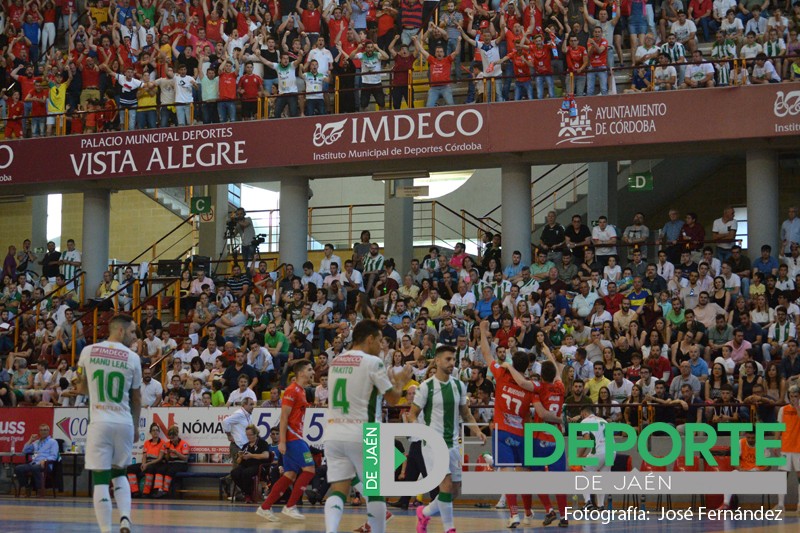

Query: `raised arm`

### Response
(412, 34, 429, 60)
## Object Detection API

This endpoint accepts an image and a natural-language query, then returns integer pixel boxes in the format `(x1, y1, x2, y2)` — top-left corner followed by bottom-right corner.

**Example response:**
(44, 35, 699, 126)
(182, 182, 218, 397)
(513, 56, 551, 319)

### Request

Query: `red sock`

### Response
(261, 475, 293, 510)
(538, 494, 552, 513)
(521, 495, 533, 515)
(286, 471, 315, 508)
(506, 494, 518, 517)
(556, 495, 568, 517)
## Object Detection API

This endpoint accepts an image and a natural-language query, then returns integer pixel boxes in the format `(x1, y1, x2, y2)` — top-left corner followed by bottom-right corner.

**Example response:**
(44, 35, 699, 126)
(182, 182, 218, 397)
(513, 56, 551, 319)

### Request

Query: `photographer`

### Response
(230, 208, 256, 268)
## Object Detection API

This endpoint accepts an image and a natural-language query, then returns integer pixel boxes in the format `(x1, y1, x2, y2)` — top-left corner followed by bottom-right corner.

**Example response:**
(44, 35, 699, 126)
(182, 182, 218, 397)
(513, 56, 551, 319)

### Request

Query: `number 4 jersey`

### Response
(324, 350, 394, 443)
(78, 341, 142, 425)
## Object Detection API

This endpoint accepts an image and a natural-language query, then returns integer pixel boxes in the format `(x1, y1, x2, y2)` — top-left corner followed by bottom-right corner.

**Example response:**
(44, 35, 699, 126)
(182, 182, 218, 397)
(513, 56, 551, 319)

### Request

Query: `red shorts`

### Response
(5, 121, 22, 138)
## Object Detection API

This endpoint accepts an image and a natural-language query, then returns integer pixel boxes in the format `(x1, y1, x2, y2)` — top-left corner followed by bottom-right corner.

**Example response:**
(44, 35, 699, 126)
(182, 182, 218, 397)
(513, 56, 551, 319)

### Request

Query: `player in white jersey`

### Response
(324, 319, 412, 533)
(411, 345, 486, 533)
(75, 314, 142, 533)
(577, 405, 615, 511)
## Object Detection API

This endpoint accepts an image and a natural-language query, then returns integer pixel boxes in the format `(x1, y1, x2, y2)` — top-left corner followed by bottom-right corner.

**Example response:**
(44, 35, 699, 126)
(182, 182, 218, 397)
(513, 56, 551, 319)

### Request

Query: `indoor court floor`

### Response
(1, 498, 798, 533)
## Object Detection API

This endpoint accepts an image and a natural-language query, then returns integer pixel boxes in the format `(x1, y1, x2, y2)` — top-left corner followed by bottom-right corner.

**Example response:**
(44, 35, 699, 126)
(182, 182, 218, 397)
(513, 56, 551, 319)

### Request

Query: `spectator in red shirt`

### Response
(495, 43, 534, 100)
(530, 33, 558, 99)
(323, 4, 350, 45)
(388, 34, 417, 109)
(376, 1, 399, 52)
(237, 61, 265, 119)
(400, 0, 424, 45)
(679, 212, 706, 261)
(563, 31, 589, 95)
(203, 2, 225, 43)
(217, 59, 238, 122)
(78, 55, 102, 106)
(414, 34, 461, 107)
(296, 0, 323, 42)
(3, 90, 24, 139)
(688, 0, 713, 42)
(586, 26, 609, 95)
(26, 81, 49, 138)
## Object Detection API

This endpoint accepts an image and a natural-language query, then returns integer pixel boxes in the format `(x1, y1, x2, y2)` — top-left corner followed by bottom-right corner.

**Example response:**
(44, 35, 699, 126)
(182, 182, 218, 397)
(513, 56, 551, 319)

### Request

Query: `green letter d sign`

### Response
(363, 423, 450, 497)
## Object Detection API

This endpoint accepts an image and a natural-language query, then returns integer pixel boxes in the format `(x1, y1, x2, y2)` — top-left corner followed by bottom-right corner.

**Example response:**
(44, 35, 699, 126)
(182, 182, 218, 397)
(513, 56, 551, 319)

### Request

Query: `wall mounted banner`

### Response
(0, 85, 798, 187)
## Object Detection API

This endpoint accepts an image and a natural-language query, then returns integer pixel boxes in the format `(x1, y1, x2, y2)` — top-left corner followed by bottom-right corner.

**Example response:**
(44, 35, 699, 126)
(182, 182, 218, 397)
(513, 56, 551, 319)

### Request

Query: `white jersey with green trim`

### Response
(78, 341, 142, 425)
(414, 375, 467, 448)
(324, 349, 394, 442)
(580, 413, 608, 455)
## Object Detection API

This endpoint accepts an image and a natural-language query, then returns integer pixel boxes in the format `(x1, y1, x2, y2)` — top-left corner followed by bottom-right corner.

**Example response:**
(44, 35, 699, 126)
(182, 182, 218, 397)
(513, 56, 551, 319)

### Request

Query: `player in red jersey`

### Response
(502, 351, 568, 528)
(479, 320, 562, 528)
(257, 359, 316, 522)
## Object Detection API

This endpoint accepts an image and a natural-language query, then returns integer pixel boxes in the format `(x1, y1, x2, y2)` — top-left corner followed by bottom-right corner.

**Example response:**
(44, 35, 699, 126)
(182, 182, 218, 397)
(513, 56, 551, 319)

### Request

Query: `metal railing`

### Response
(117, 214, 196, 270)
(128, 278, 181, 325)
(3, 54, 791, 140)
(239, 198, 501, 255)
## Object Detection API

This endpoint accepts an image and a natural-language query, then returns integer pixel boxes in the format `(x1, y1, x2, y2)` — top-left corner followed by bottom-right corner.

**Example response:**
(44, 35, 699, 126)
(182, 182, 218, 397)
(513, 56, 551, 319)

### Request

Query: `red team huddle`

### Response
(480, 320, 568, 529)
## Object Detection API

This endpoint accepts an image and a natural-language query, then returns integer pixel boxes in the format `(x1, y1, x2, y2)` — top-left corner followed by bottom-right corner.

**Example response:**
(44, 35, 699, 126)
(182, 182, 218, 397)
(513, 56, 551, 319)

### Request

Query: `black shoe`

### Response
(583, 502, 597, 511)
(388, 501, 409, 510)
(558, 519, 568, 528)
(154, 490, 166, 499)
(543, 510, 558, 526)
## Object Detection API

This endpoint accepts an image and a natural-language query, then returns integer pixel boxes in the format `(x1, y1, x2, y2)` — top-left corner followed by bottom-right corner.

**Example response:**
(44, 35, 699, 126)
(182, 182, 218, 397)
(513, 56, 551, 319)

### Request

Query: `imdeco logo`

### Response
(774, 90, 800, 117)
(313, 119, 348, 147)
(312, 109, 484, 147)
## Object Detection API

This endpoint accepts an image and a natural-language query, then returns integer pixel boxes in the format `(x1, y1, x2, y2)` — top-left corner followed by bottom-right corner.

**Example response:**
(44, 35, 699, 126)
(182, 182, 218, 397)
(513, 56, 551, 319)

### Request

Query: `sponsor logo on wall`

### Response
(311, 108, 486, 161)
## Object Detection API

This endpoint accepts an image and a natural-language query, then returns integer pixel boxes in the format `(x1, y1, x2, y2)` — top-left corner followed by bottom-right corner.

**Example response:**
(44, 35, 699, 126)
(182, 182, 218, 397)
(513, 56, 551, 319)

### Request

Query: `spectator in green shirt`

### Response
(211, 380, 226, 406)
(264, 322, 289, 379)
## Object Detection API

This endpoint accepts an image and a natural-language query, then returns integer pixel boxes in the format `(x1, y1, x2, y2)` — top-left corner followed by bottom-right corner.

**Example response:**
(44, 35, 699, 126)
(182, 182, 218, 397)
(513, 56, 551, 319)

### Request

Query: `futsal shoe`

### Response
(281, 506, 305, 520)
(416, 505, 431, 533)
(256, 507, 280, 522)
(506, 513, 521, 528)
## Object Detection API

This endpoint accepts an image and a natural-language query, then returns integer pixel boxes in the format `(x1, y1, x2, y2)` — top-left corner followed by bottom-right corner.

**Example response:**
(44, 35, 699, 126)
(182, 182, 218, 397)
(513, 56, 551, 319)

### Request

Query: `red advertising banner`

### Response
(0, 84, 798, 188)
(0, 407, 55, 453)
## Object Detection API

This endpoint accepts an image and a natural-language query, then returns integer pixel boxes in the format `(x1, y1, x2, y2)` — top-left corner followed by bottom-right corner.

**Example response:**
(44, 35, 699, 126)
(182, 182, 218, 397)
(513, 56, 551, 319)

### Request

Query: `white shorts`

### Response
(779, 452, 800, 472)
(447, 446, 462, 483)
(582, 449, 614, 472)
(421, 444, 462, 483)
(326, 440, 366, 484)
(85, 421, 134, 471)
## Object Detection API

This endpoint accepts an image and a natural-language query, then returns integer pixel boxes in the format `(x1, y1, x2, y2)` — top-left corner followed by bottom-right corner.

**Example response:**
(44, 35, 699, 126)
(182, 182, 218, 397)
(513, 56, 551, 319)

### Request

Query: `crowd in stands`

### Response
(2, 204, 800, 440)
(1, 0, 800, 137)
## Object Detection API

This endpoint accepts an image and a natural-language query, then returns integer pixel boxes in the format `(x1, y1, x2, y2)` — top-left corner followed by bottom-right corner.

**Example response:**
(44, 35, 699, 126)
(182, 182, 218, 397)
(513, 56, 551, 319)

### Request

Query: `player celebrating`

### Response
(258, 359, 317, 521)
(323, 320, 412, 533)
(501, 357, 568, 527)
(410, 344, 487, 533)
(577, 404, 616, 510)
(477, 319, 563, 528)
(74, 315, 142, 533)
(775, 384, 800, 512)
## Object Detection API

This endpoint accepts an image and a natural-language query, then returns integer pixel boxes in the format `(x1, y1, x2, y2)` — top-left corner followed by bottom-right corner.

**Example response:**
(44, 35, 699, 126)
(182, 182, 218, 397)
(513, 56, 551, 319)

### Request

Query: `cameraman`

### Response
(231, 208, 256, 268)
